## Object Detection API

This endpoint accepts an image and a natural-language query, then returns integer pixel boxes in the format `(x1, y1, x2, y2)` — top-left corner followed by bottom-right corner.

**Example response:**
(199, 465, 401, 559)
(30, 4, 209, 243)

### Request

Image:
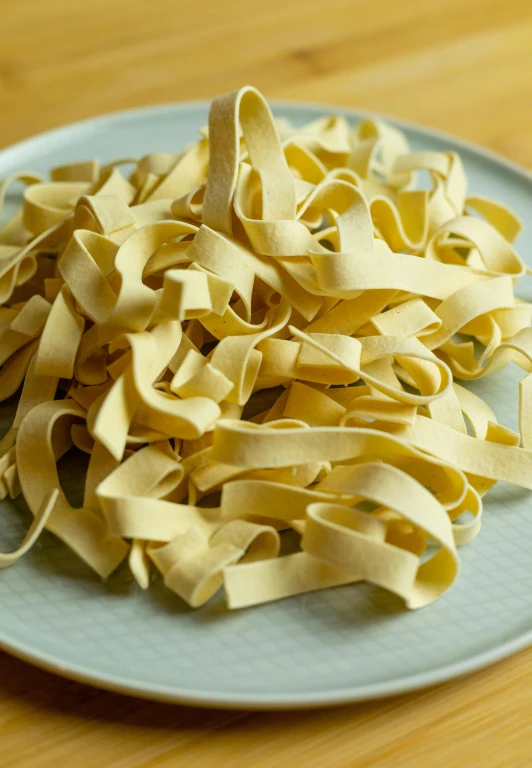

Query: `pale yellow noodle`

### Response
(0, 86, 531, 614)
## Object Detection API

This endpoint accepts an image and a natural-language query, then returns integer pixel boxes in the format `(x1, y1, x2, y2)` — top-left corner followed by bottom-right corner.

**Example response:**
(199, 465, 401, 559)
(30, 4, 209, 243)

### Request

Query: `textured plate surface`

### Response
(1, 102, 532, 709)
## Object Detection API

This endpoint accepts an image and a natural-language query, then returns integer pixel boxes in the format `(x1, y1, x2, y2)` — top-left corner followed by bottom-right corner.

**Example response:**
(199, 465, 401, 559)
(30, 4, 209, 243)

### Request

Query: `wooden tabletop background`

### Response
(2, 0, 532, 765)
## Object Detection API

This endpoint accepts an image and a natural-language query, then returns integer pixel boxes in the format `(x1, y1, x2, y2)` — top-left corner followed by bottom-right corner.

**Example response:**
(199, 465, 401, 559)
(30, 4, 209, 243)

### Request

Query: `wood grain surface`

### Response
(2, 0, 532, 765)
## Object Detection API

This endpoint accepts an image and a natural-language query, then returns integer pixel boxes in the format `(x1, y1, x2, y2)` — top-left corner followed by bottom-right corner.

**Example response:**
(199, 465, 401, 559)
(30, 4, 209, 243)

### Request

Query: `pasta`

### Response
(1, 85, 531, 615)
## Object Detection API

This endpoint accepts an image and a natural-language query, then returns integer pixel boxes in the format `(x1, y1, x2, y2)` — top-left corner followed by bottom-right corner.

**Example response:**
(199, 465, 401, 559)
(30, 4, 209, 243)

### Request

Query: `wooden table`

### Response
(2, 0, 532, 765)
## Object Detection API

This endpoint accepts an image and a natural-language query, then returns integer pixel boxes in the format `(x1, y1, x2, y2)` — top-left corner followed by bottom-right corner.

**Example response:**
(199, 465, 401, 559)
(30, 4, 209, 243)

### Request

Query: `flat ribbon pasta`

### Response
(1, 85, 531, 617)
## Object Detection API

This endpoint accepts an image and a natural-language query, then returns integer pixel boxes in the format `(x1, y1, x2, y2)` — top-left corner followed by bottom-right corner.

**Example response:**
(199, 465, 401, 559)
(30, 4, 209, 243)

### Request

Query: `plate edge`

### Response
(1, 626, 531, 710)
(1, 99, 531, 184)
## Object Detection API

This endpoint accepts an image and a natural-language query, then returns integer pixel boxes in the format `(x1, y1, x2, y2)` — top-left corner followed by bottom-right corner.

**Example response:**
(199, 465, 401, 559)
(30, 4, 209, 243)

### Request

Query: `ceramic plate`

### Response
(1, 102, 532, 709)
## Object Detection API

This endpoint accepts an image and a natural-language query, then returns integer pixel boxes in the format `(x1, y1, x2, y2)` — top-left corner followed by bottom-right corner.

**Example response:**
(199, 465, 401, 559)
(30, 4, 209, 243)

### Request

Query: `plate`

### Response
(1, 101, 532, 710)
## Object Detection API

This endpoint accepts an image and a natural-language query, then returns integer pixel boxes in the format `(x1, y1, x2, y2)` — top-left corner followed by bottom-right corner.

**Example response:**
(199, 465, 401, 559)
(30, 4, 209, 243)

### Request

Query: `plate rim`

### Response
(1, 98, 531, 184)
(1, 99, 532, 709)
(1, 623, 531, 709)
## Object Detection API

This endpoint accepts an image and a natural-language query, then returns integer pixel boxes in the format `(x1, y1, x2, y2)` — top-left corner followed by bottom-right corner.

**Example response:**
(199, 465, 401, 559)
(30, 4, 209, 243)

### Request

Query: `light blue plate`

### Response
(1, 102, 532, 709)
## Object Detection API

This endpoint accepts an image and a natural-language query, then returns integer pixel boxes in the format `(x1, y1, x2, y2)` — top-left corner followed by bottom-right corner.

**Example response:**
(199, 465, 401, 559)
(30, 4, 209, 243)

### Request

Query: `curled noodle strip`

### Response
(1, 86, 531, 615)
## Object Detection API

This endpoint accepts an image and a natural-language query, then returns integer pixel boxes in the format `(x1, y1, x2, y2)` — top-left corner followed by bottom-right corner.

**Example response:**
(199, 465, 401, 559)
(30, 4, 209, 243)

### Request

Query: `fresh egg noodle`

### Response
(1, 86, 531, 613)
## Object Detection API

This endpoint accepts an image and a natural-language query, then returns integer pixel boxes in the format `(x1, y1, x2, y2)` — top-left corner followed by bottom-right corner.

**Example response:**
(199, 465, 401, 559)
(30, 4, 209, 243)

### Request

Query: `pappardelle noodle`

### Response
(1, 86, 531, 612)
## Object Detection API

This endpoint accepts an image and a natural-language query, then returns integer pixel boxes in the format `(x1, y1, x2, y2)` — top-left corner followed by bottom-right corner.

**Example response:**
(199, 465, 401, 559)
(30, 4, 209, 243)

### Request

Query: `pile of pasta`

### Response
(1, 86, 532, 612)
